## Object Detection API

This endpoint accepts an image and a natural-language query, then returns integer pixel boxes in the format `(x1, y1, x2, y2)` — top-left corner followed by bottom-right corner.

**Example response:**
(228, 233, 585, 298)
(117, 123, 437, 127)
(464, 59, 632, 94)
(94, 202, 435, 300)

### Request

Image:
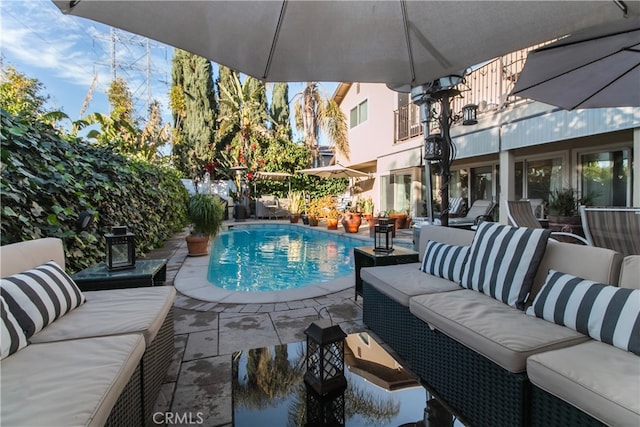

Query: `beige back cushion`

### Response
(528, 239, 623, 304)
(619, 255, 640, 289)
(418, 224, 475, 261)
(0, 238, 65, 277)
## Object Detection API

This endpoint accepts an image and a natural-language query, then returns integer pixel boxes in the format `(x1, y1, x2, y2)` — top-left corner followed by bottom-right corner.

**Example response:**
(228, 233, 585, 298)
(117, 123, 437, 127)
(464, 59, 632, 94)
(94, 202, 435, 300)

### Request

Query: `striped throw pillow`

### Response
(0, 261, 86, 338)
(1, 296, 27, 359)
(526, 270, 640, 355)
(460, 222, 551, 309)
(421, 240, 469, 282)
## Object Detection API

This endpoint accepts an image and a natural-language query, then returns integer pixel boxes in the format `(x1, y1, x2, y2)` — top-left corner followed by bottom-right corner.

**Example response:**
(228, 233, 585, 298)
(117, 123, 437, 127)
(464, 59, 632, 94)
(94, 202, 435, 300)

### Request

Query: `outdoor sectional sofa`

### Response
(362, 223, 639, 427)
(0, 237, 176, 426)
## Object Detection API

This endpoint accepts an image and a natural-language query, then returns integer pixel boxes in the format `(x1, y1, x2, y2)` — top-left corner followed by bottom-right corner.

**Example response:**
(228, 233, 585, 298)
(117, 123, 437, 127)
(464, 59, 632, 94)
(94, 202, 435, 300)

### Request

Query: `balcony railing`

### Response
(394, 43, 548, 143)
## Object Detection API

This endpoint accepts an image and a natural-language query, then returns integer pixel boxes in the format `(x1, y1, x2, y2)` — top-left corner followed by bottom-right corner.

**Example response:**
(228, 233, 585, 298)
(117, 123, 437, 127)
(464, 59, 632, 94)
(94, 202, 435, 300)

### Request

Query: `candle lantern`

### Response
(105, 226, 136, 270)
(424, 134, 444, 162)
(374, 219, 394, 253)
(303, 319, 347, 396)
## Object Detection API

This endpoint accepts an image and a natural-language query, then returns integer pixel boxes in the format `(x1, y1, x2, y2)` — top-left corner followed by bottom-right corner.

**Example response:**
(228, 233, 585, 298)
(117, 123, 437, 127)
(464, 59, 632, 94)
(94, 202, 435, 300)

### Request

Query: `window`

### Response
(349, 100, 368, 128)
(581, 149, 629, 206)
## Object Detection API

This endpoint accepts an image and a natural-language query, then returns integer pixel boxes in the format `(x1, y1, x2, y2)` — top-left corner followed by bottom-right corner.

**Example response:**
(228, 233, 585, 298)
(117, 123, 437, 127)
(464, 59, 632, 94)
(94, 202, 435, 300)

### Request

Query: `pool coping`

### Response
(174, 221, 413, 303)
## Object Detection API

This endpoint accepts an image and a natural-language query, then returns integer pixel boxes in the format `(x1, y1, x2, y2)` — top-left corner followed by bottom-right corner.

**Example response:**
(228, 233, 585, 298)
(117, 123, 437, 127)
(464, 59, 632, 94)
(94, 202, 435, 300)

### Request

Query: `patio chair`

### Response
(448, 199, 495, 227)
(506, 200, 589, 245)
(447, 196, 466, 217)
(580, 206, 640, 256)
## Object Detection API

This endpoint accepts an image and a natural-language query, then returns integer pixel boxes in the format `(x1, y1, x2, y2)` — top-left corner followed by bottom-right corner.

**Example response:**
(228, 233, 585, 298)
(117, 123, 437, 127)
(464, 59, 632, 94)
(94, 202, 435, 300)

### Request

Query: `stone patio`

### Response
(144, 220, 415, 426)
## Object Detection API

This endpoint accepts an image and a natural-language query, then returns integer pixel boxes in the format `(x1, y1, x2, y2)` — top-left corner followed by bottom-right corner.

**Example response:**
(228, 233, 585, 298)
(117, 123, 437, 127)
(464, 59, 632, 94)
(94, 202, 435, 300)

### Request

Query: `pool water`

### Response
(207, 225, 368, 292)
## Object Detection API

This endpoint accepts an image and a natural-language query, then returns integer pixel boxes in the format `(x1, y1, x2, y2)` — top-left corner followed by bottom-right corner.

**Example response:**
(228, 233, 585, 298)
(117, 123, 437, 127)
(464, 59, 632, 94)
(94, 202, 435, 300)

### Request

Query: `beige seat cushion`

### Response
(409, 290, 589, 372)
(1, 334, 145, 427)
(361, 263, 462, 306)
(619, 255, 640, 289)
(528, 340, 640, 426)
(31, 286, 175, 345)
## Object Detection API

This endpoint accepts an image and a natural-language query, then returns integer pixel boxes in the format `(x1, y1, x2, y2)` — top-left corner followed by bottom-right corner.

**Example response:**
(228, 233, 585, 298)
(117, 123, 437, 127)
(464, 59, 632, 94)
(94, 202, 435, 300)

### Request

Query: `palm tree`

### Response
(293, 82, 348, 167)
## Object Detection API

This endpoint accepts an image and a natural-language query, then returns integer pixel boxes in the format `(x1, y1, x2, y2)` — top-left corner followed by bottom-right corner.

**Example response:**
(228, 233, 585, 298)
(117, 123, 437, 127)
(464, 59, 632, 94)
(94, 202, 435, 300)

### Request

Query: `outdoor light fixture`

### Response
(374, 218, 394, 253)
(105, 226, 136, 270)
(424, 134, 444, 162)
(304, 319, 347, 396)
(462, 104, 478, 126)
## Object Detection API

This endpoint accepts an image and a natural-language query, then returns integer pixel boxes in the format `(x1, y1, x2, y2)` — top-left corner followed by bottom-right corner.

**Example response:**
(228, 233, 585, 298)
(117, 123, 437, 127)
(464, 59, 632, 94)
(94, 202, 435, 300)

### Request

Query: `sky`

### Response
(0, 0, 337, 135)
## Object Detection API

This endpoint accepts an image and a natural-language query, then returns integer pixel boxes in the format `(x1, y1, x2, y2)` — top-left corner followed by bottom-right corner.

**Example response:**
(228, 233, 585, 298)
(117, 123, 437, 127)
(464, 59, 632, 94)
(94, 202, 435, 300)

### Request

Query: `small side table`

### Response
(353, 246, 419, 300)
(71, 259, 167, 291)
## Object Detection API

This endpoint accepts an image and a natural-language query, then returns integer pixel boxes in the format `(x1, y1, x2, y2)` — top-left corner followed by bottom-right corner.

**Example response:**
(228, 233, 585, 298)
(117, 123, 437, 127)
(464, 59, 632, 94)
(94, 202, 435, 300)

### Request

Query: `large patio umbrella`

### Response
(512, 17, 640, 110)
(296, 164, 371, 179)
(51, 1, 637, 86)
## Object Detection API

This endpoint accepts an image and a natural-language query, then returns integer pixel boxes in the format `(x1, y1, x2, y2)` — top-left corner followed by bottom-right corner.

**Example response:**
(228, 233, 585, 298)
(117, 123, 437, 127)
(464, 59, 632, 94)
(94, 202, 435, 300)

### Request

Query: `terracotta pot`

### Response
(186, 234, 210, 257)
(368, 217, 397, 237)
(289, 213, 300, 223)
(341, 212, 362, 233)
(326, 218, 339, 230)
(308, 217, 319, 226)
(389, 213, 408, 229)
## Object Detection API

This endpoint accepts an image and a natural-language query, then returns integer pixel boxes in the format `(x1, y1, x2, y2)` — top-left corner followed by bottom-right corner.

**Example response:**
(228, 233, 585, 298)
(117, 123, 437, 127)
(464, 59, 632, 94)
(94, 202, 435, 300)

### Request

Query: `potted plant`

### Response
(547, 188, 592, 236)
(186, 193, 226, 257)
(325, 208, 341, 230)
(342, 206, 362, 233)
(360, 197, 375, 227)
(388, 209, 409, 229)
(288, 191, 304, 223)
(306, 198, 321, 226)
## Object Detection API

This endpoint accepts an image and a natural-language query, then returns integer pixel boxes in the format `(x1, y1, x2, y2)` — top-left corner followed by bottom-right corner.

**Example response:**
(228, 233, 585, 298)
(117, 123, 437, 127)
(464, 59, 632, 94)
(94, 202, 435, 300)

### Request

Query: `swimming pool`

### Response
(207, 224, 370, 292)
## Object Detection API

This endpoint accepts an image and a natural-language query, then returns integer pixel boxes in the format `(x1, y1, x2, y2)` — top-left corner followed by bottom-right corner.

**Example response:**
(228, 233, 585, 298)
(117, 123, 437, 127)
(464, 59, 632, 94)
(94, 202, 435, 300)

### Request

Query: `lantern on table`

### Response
(374, 218, 394, 253)
(105, 226, 136, 270)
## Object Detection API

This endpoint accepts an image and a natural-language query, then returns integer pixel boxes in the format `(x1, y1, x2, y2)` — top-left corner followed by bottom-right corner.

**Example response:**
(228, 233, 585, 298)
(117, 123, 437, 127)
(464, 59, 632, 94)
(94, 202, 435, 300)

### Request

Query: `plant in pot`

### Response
(306, 198, 321, 226)
(342, 206, 362, 233)
(547, 188, 592, 237)
(325, 208, 341, 230)
(186, 193, 226, 257)
(360, 196, 375, 227)
(388, 209, 409, 229)
(288, 190, 304, 223)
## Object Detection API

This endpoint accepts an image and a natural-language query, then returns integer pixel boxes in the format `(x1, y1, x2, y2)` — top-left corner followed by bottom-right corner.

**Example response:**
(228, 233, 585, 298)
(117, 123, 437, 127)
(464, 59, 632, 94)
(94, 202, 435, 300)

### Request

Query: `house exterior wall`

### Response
(335, 81, 639, 220)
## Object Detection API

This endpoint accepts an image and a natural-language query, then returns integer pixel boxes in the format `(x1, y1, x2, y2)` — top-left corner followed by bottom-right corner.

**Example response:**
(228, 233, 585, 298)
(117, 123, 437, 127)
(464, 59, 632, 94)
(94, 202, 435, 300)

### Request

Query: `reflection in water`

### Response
(233, 335, 425, 426)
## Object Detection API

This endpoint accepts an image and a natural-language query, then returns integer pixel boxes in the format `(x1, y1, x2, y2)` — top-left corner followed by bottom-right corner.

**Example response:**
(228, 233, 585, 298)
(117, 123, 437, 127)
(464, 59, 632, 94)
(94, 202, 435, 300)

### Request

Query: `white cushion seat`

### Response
(361, 263, 462, 306)
(410, 289, 589, 373)
(30, 286, 175, 345)
(528, 340, 640, 426)
(0, 334, 145, 427)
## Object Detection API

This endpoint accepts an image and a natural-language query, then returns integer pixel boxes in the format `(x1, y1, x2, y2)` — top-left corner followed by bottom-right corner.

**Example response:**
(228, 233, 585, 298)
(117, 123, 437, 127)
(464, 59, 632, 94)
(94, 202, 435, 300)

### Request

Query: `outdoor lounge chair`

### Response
(446, 196, 466, 217)
(506, 200, 589, 245)
(580, 206, 640, 256)
(448, 199, 495, 227)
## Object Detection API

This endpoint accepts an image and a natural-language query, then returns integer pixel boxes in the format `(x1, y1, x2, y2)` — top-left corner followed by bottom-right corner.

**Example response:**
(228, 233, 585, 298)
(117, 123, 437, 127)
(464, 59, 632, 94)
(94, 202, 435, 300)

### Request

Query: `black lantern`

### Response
(424, 134, 444, 161)
(462, 104, 478, 126)
(304, 319, 347, 396)
(374, 219, 394, 253)
(105, 226, 136, 270)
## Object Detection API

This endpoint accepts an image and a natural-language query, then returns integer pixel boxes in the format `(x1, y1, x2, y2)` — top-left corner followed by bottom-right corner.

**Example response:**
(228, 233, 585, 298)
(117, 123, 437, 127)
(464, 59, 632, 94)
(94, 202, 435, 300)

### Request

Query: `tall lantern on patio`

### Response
(374, 218, 394, 253)
(304, 319, 347, 426)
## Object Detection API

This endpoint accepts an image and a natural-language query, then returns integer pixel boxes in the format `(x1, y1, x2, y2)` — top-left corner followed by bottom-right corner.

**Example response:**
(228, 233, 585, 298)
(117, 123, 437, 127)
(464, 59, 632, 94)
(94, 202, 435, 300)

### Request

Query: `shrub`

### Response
(1, 109, 189, 273)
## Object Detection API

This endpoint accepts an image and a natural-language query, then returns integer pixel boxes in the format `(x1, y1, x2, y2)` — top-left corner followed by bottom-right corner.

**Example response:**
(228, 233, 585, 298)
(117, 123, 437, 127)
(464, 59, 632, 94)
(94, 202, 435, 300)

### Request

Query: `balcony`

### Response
(394, 43, 548, 143)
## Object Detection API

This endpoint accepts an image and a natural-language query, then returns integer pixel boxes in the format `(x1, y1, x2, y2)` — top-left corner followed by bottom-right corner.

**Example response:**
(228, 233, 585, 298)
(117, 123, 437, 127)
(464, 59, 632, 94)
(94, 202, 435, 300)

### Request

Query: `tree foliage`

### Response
(170, 49, 217, 182)
(0, 109, 188, 273)
(0, 65, 50, 121)
(270, 82, 292, 140)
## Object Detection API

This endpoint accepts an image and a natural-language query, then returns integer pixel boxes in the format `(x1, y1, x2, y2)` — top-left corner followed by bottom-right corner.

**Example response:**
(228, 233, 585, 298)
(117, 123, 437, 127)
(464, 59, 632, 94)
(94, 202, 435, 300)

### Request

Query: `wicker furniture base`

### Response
(105, 364, 143, 427)
(142, 306, 175, 426)
(362, 282, 415, 362)
(410, 317, 530, 427)
(531, 385, 605, 427)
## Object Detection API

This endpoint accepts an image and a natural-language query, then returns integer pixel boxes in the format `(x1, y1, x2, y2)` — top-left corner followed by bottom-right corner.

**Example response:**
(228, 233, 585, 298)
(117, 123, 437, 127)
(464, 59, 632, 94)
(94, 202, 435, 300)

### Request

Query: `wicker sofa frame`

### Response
(530, 386, 605, 427)
(105, 364, 144, 426)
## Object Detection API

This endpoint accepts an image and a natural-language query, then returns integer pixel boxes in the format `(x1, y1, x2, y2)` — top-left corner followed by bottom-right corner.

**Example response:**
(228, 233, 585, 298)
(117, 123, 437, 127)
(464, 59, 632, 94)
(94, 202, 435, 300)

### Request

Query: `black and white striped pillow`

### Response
(460, 222, 551, 309)
(526, 270, 640, 355)
(1, 296, 27, 359)
(0, 261, 86, 338)
(421, 240, 469, 282)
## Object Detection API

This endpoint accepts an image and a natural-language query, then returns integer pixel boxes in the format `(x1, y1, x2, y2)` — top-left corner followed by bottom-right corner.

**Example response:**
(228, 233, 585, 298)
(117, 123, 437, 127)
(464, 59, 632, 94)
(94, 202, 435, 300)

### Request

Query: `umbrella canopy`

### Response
(254, 171, 293, 182)
(512, 17, 640, 110)
(51, 1, 637, 86)
(297, 164, 371, 179)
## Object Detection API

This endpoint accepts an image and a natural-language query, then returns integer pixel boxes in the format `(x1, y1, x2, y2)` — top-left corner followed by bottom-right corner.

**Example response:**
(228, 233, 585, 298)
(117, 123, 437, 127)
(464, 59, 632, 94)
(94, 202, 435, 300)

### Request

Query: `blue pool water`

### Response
(207, 225, 369, 292)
